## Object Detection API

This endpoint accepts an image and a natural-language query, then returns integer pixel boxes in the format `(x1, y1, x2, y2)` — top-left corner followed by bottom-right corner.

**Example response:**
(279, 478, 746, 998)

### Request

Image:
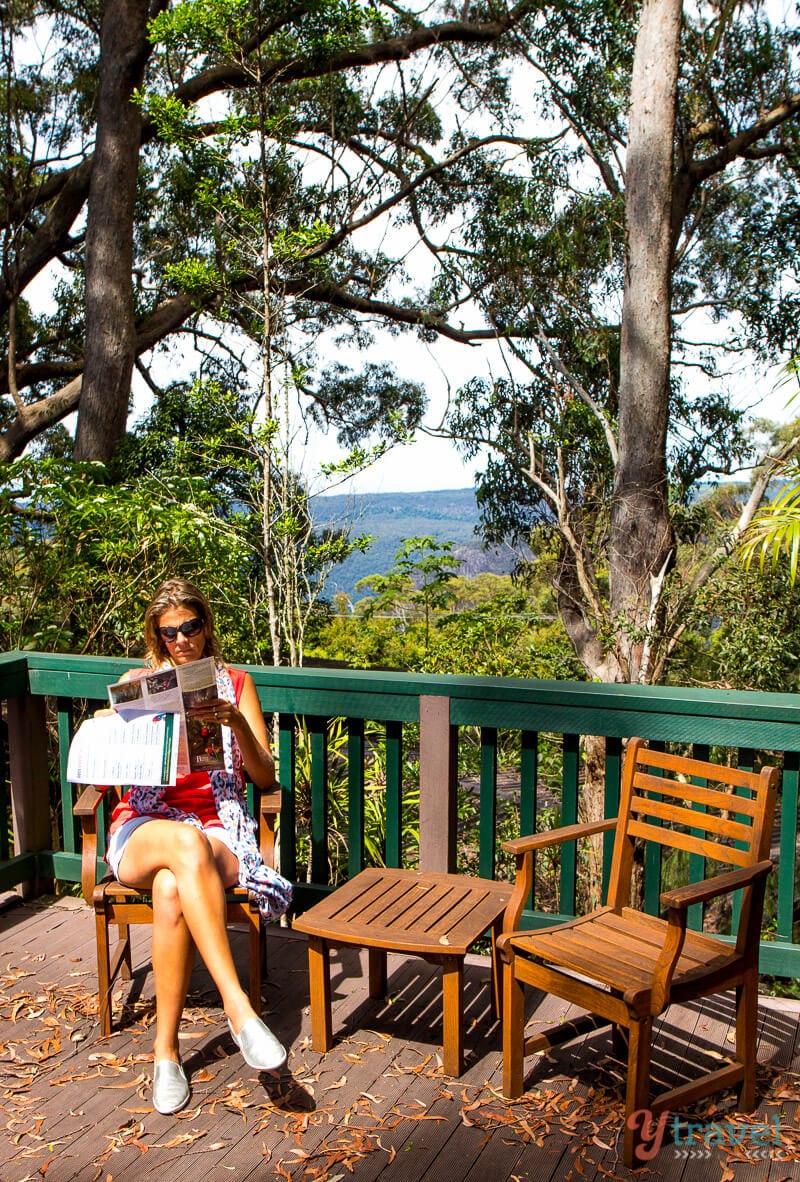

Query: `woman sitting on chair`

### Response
(105, 578, 292, 1114)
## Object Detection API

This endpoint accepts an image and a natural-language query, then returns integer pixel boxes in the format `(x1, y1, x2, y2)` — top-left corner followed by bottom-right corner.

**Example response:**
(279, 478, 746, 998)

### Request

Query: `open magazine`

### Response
(66, 656, 225, 786)
(108, 656, 224, 776)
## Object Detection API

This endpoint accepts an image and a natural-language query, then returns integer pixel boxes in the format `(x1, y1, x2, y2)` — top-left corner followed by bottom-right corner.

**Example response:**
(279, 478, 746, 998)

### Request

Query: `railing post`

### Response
(419, 695, 457, 873)
(7, 690, 52, 897)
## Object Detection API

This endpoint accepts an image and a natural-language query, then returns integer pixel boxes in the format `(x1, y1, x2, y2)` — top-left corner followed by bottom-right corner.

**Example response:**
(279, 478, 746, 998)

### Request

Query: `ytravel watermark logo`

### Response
(627, 1109, 786, 1162)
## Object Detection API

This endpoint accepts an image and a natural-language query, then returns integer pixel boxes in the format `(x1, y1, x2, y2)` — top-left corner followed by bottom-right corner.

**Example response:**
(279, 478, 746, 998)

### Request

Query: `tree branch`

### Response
(0, 5, 532, 315)
(174, 8, 535, 107)
(687, 434, 800, 598)
(501, 323, 620, 466)
(0, 376, 82, 462)
(672, 91, 800, 246)
(652, 434, 800, 681)
(304, 134, 535, 262)
(524, 436, 606, 623)
(688, 92, 800, 185)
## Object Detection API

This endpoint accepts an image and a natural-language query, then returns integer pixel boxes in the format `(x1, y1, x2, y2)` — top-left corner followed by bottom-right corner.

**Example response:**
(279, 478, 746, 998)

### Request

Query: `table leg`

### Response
(307, 935, 332, 1053)
(490, 917, 503, 1020)
(368, 947, 387, 998)
(441, 955, 464, 1077)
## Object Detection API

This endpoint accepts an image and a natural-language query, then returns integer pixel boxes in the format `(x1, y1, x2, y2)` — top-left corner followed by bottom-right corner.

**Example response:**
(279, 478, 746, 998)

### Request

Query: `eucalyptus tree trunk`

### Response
(578, 0, 683, 889)
(609, 0, 682, 685)
(74, 0, 152, 462)
(557, 0, 683, 689)
(259, 203, 282, 668)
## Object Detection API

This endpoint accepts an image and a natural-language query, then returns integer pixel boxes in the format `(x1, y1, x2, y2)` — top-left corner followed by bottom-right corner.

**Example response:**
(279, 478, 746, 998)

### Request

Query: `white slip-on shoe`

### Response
(228, 1017, 287, 1072)
(152, 1059, 190, 1114)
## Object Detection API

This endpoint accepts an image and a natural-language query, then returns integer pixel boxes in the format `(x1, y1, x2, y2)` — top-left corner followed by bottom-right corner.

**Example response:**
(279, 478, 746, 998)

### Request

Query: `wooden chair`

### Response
(497, 738, 778, 1169)
(74, 783, 282, 1037)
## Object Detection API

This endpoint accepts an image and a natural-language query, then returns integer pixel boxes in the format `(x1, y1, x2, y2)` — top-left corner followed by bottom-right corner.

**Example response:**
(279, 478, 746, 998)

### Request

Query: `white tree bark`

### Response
(610, 0, 683, 683)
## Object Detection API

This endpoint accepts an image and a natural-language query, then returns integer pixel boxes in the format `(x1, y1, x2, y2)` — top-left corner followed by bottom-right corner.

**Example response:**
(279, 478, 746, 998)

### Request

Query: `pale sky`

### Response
(306, 342, 797, 497)
(296, 331, 503, 496)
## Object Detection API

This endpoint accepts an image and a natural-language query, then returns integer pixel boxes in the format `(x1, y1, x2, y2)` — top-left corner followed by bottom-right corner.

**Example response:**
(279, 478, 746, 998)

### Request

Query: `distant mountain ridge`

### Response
(311, 487, 522, 603)
(312, 478, 776, 604)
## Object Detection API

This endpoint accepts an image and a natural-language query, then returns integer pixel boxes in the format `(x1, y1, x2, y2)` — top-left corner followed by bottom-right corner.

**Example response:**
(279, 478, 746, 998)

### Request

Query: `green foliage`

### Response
(739, 377, 800, 584)
(741, 460, 800, 586)
(272, 220, 333, 262)
(147, 0, 250, 52)
(677, 561, 800, 693)
(114, 378, 258, 506)
(423, 591, 583, 681)
(309, 570, 583, 683)
(117, 375, 373, 665)
(356, 536, 460, 646)
(306, 604, 426, 671)
(359, 537, 454, 657)
(163, 258, 224, 300)
(310, 364, 424, 450)
(455, 779, 523, 886)
(133, 91, 199, 147)
(0, 369, 374, 665)
(0, 457, 246, 656)
(450, 375, 613, 550)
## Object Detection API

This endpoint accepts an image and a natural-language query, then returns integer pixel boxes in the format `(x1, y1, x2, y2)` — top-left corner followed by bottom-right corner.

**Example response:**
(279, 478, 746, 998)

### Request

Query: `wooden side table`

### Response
(292, 866, 512, 1076)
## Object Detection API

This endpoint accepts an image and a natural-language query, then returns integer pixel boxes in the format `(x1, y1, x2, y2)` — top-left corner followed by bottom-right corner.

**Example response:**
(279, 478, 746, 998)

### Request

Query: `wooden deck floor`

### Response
(1, 894, 799, 1182)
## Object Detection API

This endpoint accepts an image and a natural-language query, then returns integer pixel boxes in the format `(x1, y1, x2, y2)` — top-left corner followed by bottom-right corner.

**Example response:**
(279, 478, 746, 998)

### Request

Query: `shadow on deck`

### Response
(1, 895, 799, 1182)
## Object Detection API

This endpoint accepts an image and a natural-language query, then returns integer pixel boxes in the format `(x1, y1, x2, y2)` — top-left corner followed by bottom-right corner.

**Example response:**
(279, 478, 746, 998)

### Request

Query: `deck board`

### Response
(1, 894, 798, 1181)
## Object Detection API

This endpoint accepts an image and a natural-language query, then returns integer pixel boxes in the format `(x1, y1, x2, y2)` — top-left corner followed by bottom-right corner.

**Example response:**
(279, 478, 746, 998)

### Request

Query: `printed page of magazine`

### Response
(66, 711, 179, 786)
(175, 657, 225, 773)
(107, 656, 224, 775)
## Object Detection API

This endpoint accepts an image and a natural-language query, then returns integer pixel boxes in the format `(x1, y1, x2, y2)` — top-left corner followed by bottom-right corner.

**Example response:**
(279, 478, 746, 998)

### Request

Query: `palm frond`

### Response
(740, 481, 800, 584)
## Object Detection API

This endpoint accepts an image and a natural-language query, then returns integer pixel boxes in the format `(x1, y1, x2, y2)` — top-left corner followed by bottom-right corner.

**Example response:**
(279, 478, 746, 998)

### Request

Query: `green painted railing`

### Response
(1, 649, 798, 977)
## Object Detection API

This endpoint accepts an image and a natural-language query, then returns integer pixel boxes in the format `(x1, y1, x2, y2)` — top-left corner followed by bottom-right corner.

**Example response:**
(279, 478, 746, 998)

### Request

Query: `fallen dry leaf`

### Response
(156, 1130, 208, 1149)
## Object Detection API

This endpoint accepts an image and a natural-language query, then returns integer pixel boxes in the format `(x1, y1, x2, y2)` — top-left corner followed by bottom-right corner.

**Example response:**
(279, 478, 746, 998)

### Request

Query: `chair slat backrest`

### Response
(607, 739, 778, 913)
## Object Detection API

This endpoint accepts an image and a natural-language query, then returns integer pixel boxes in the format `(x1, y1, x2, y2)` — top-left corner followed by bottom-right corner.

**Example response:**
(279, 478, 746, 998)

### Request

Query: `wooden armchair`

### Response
(497, 738, 778, 1169)
(74, 783, 282, 1037)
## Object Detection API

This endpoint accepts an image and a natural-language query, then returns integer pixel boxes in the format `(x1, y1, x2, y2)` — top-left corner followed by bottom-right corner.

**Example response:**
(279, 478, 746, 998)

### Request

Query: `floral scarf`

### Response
(123, 662, 292, 921)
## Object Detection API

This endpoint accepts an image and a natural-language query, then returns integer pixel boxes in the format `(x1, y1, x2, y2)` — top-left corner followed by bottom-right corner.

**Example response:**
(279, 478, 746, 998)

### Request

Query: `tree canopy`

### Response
(440, 0, 800, 682)
(0, 0, 537, 462)
(2, 0, 800, 684)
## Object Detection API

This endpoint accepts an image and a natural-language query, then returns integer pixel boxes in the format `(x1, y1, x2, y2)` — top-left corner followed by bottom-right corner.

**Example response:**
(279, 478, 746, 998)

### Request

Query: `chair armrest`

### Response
(73, 785, 118, 904)
(502, 817, 617, 857)
(660, 860, 773, 911)
(640, 860, 774, 1016)
(255, 784, 282, 869)
(501, 817, 618, 933)
(74, 783, 110, 819)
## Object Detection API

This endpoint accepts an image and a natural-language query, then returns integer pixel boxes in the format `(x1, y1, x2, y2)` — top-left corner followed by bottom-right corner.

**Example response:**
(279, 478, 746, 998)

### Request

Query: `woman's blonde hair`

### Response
(143, 578, 222, 666)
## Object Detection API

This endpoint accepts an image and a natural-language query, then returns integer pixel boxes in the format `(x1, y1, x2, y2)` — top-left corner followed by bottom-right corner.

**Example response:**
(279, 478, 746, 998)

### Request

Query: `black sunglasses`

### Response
(158, 616, 204, 642)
